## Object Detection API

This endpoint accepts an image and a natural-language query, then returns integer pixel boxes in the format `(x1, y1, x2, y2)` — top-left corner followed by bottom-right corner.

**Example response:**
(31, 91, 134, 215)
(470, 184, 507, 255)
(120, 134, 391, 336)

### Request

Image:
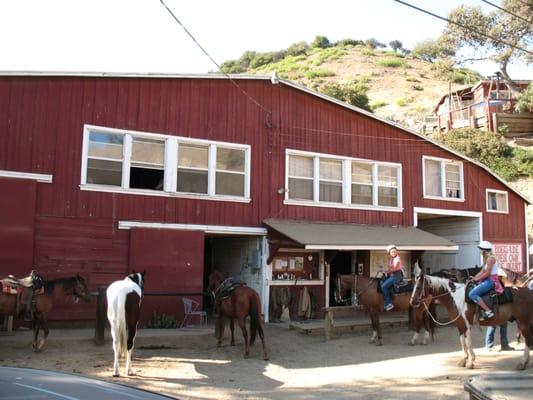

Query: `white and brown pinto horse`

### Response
(410, 267, 533, 370)
(106, 271, 145, 377)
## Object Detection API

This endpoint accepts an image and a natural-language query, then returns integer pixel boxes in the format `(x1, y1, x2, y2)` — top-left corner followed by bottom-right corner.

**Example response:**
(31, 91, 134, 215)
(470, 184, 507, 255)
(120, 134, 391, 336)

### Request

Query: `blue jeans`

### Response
(381, 271, 402, 306)
(486, 323, 509, 349)
(468, 278, 494, 303)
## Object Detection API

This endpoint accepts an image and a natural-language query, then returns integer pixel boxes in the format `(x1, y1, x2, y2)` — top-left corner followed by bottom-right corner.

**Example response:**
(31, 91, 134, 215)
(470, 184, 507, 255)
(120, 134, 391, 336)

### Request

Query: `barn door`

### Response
(129, 228, 205, 326)
(0, 178, 36, 275)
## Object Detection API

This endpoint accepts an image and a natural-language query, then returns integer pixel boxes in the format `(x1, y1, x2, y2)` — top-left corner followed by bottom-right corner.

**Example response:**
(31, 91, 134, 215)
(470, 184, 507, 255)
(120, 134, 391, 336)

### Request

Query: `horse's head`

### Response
(410, 263, 426, 307)
(207, 270, 224, 296)
(73, 275, 91, 302)
(333, 273, 353, 304)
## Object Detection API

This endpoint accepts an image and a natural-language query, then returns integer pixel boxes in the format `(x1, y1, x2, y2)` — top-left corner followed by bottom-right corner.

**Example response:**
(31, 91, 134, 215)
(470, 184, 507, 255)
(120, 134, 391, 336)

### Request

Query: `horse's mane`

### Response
(425, 275, 467, 316)
(43, 276, 81, 294)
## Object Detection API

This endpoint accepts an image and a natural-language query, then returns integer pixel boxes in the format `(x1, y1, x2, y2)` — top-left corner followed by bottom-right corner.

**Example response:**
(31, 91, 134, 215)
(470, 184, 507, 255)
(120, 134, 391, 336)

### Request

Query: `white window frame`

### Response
(422, 155, 464, 202)
(486, 188, 509, 214)
(284, 149, 403, 212)
(81, 124, 251, 202)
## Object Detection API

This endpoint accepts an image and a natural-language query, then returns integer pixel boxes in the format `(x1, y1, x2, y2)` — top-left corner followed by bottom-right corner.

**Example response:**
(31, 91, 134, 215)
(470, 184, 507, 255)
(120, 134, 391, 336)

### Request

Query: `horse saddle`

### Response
(465, 282, 513, 307)
(393, 280, 413, 294)
(1, 271, 45, 320)
(213, 278, 246, 315)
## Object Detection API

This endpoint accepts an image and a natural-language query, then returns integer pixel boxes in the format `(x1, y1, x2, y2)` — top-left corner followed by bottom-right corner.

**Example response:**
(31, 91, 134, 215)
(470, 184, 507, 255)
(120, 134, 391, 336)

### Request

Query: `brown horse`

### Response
(207, 270, 268, 360)
(410, 267, 533, 370)
(334, 272, 436, 346)
(0, 275, 91, 351)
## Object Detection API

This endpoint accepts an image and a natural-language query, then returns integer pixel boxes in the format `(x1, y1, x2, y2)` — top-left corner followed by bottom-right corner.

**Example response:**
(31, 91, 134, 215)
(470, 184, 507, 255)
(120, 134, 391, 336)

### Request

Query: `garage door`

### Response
(419, 216, 480, 270)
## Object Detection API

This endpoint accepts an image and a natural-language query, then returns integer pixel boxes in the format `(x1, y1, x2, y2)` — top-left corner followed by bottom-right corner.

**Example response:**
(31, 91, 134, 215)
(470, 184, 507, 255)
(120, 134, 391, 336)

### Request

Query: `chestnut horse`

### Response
(0, 275, 90, 351)
(334, 272, 436, 346)
(410, 267, 533, 370)
(207, 270, 268, 360)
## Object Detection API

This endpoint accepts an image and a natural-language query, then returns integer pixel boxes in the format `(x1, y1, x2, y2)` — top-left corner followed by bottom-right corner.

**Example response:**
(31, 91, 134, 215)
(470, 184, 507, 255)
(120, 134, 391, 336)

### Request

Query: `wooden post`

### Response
(324, 309, 333, 341)
(94, 288, 105, 345)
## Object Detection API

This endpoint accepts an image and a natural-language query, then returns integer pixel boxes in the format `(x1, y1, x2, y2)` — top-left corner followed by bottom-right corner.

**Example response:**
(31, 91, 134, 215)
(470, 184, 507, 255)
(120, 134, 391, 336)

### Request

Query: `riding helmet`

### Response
(386, 244, 397, 253)
(477, 240, 493, 251)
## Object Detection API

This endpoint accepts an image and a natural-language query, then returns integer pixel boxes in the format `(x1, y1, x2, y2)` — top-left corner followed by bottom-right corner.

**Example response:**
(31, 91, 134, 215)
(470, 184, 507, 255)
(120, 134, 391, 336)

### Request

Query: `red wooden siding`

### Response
(0, 74, 528, 322)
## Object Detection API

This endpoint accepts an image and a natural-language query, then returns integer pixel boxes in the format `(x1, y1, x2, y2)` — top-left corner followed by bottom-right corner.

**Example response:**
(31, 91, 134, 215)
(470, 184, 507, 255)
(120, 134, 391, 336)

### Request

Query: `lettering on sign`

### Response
(493, 243, 523, 273)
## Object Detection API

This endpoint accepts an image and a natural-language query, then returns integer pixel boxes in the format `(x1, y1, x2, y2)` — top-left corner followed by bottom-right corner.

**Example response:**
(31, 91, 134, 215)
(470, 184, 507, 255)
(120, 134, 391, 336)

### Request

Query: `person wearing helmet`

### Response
(380, 244, 403, 311)
(468, 240, 504, 321)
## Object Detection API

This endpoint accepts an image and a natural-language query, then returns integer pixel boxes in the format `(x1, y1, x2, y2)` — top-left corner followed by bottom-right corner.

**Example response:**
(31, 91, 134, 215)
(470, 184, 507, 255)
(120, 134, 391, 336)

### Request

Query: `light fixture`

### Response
(277, 187, 287, 194)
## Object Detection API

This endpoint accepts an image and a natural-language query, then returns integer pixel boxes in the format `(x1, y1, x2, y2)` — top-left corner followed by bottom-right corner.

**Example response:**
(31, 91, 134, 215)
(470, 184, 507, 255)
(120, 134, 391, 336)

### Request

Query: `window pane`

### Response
(488, 192, 507, 211)
(87, 159, 122, 186)
(378, 165, 397, 187)
(289, 155, 313, 178)
(217, 148, 245, 172)
(352, 184, 373, 205)
(216, 172, 244, 196)
(132, 138, 164, 167)
(178, 144, 208, 168)
(319, 182, 342, 203)
(352, 162, 372, 184)
(320, 159, 342, 180)
(177, 170, 208, 194)
(378, 186, 397, 207)
(288, 178, 313, 200)
(445, 163, 461, 198)
(89, 132, 123, 159)
(424, 159, 441, 196)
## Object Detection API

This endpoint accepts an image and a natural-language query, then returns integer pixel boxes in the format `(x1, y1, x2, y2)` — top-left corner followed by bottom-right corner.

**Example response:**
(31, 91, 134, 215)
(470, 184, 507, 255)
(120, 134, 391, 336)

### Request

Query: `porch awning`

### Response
(263, 219, 458, 251)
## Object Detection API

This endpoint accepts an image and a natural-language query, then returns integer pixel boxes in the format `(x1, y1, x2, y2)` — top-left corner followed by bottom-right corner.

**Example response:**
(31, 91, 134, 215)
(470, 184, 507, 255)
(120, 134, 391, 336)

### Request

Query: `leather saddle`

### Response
(1, 270, 45, 320)
(212, 277, 246, 314)
(465, 281, 513, 307)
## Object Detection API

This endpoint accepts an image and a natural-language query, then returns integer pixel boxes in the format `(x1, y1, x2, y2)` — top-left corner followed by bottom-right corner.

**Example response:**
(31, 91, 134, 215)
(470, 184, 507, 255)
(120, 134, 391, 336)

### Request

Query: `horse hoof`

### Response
(466, 362, 474, 369)
(127, 371, 135, 376)
(458, 360, 466, 367)
(516, 363, 527, 371)
(408, 341, 415, 346)
(263, 356, 270, 361)
(216, 342, 222, 348)
(112, 373, 120, 377)
(376, 341, 383, 347)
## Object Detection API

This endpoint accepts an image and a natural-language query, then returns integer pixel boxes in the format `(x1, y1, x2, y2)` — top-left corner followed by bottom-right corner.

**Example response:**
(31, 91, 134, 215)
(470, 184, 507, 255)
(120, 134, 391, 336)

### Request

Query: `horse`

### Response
(106, 271, 145, 377)
(207, 270, 268, 360)
(0, 274, 90, 351)
(334, 272, 436, 346)
(410, 266, 533, 370)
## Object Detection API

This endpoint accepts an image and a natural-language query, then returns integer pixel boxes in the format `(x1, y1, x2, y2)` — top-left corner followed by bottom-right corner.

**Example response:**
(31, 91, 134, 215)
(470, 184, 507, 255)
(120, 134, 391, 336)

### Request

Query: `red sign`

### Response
(493, 243, 523, 273)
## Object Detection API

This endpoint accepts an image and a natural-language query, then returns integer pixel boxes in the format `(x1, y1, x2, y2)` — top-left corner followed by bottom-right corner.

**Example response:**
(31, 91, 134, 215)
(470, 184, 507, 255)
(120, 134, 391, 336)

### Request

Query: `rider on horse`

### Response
(380, 244, 404, 311)
(467, 240, 504, 321)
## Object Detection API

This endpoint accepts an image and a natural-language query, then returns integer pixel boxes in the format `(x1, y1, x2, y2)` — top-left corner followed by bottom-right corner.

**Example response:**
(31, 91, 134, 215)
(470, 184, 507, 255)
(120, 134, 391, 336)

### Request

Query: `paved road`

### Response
(0, 367, 176, 399)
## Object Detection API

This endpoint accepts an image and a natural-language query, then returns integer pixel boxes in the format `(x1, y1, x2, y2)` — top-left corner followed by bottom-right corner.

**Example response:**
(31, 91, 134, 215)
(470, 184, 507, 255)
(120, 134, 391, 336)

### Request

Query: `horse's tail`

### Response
(106, 288, 128, 357)
(249, 292, 262, 346)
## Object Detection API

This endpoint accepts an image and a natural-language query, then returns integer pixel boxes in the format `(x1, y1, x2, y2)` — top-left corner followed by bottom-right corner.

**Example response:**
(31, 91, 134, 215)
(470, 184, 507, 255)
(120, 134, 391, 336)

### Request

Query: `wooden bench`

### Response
(322, 305, 366, 341)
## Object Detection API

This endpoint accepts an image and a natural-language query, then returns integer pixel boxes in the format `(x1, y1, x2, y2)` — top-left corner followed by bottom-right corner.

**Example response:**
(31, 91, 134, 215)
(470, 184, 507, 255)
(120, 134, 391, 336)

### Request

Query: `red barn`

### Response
(0, 72, 529, 325)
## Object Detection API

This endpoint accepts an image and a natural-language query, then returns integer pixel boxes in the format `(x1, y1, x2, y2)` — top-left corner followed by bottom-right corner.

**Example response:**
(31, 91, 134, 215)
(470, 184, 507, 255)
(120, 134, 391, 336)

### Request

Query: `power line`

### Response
(393, 0, 532, 55)
(158, 0, 272, 116)
(480, 0, 532, 24)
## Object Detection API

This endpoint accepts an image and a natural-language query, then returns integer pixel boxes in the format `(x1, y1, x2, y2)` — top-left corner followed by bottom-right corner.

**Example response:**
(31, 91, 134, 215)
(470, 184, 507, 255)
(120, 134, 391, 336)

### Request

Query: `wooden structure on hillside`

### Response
(432, 77, 532, 136)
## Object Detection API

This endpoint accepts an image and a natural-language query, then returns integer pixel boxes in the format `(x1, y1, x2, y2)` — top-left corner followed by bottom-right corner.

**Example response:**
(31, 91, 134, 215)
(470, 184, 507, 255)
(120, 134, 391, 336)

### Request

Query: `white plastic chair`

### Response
(180, 298, 207, 328)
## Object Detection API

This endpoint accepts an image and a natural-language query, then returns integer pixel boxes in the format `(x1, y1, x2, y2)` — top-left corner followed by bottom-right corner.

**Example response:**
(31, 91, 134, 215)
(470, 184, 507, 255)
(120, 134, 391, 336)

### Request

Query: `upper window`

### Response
(286, 150, 402, 210)
(82, 125, 250, 201)
(423, 156, 464, 201)
(486, 189, 508, 213)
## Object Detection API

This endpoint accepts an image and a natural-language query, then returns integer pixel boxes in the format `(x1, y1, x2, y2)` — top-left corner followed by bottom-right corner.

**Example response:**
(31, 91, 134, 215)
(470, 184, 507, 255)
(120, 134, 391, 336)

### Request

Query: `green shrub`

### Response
(376, 58, 406, 68)
(412, 84, 424, 91)
(311, 35, 331, 49)
(515, 82, 533, 113)
(434, 128, 532, 180)
(320, 81, 372, 112)
(305, 69, 335, 79)
(361, 48, 375, 56)
(396, 98, 407, 107)
(146, 312, 179, 329)
(286, 41, 310, 57)
(406, 76, 420, 83)
(382, 51, 404, 58)
(370, 99, 388, 109)
(335, 38, 364, 47)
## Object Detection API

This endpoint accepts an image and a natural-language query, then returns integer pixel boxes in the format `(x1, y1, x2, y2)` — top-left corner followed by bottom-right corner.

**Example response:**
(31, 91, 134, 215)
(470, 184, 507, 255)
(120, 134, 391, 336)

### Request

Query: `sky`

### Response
(0, 0, 531, 79)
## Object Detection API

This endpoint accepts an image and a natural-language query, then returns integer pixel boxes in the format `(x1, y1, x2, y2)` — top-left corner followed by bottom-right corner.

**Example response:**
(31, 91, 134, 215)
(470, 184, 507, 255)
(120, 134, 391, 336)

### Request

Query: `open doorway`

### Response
(327, 251, 352, 306)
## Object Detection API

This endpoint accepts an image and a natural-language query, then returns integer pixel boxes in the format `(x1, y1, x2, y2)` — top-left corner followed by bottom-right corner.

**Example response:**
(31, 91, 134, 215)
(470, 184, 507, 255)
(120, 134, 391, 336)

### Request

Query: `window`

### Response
(486, 189, 508, 213)
(351, 162, 373, 205)
(82, 125, 250, 201)
(288, 155, 313, 200)
(177, 143, 208, 194)
(130, 137, 165, 190)
(319, 159, 342, 203)
(216, 147, 245, 196)
(423, 156, 464, 200)
(86, 132, 123, 186)
(286, 151, 401, 210)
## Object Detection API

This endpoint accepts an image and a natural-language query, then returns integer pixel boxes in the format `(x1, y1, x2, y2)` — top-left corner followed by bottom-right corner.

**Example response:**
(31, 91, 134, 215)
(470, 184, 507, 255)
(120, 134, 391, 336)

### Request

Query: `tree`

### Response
(365, 38, 386, 49)
(311, 35, 331, 49)
(515, 82, 533, 113)
(321, 81, 372, 112)
(389, 40, 403, 52)
(440, 1, 532, 92)
(411, 39, 455, 63)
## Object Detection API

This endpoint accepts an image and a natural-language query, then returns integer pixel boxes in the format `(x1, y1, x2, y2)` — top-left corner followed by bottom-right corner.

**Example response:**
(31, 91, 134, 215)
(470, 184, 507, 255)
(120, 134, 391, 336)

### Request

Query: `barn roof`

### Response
(0, 71, 529, 204)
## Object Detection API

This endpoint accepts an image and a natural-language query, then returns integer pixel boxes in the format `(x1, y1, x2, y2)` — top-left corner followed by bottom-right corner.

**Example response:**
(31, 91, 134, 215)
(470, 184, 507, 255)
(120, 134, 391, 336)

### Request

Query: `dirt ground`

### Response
(0, 320, 531, 400)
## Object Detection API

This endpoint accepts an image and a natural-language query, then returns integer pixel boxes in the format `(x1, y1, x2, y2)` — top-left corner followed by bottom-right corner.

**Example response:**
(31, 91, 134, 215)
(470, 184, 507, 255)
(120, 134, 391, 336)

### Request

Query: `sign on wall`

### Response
(493, 243, 523, 273)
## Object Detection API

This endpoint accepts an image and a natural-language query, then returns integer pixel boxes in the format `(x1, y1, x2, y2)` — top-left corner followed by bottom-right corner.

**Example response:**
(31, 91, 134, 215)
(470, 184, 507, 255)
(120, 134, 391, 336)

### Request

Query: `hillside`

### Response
(221, 43, 482, 130)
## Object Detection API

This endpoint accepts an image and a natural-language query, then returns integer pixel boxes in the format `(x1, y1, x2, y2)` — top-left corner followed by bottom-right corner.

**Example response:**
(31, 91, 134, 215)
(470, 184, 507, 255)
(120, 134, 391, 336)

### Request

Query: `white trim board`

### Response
(118, 220, 267, 236)
(0, 170, 53, 183)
